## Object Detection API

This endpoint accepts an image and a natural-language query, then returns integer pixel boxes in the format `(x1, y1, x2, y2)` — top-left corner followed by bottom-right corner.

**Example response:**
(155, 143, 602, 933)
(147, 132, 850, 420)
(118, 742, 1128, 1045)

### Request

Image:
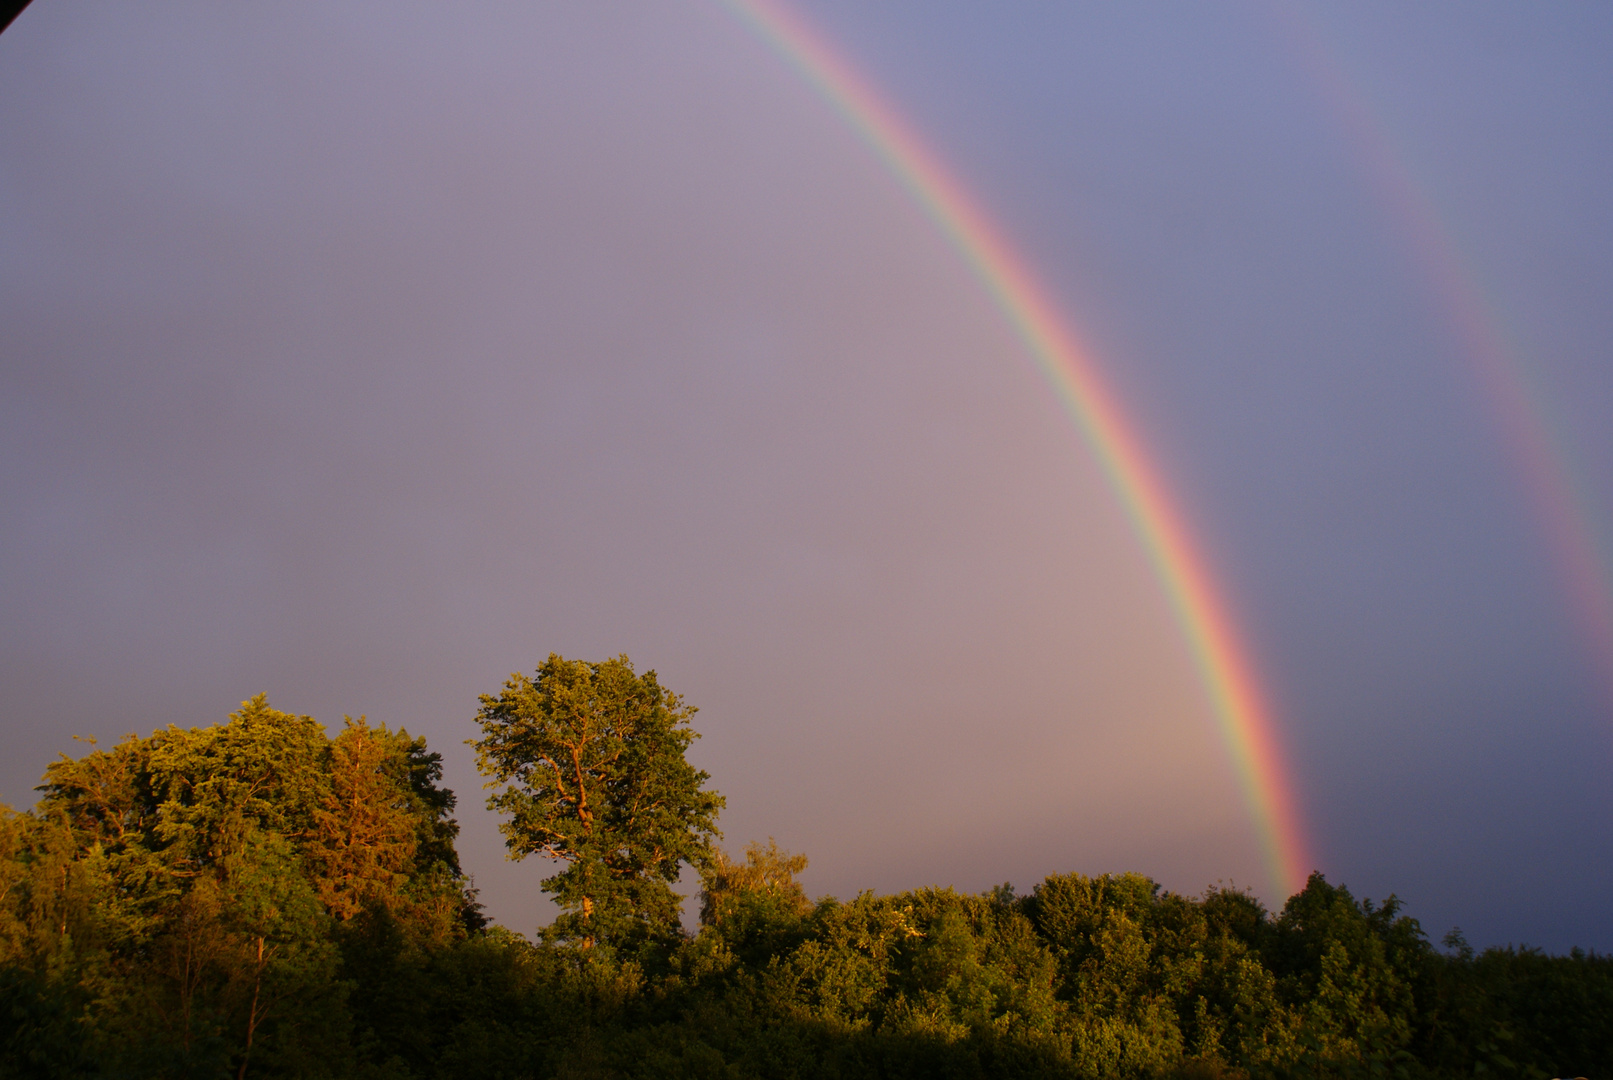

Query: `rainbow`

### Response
(1273, 7, 1613, 701)
(722, 0, 1312, 897)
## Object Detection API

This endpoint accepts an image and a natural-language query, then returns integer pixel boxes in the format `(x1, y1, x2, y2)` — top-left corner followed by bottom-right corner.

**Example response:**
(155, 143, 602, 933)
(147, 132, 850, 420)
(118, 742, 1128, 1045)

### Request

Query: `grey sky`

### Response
(3, 1, 1610, 950)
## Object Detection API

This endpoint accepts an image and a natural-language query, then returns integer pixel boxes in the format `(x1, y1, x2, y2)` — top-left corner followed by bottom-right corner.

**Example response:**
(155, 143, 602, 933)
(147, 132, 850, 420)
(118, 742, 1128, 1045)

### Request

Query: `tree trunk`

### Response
(237, 936, 265, 1080)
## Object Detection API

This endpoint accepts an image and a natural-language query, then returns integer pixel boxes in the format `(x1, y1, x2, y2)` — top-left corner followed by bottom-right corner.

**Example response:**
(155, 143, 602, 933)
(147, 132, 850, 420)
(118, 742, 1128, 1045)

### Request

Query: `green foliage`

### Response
(3, 683, 1608, 1078)
(698, 840, 812, 966)
(1, 696, 474, 1077)
(471, 654, 725, 945)
(1259, 873, 1429, 1076)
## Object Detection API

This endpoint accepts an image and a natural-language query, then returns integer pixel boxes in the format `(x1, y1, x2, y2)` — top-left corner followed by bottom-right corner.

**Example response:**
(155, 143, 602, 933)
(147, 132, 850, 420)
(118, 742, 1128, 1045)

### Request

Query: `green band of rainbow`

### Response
(723, 0, 1311, 897)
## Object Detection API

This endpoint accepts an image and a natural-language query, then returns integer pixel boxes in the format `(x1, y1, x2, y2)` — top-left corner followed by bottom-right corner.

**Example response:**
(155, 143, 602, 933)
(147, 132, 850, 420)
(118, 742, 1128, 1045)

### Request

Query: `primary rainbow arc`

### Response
(723, 0, 1311, 897)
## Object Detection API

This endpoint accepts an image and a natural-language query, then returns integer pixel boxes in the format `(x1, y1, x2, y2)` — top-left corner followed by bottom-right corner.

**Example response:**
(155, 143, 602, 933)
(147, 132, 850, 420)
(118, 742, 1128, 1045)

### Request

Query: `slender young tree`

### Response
(471, 653, 724, 945)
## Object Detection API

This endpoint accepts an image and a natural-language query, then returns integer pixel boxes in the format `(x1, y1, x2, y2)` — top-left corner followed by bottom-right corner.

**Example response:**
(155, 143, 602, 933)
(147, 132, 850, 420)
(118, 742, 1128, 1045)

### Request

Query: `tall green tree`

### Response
(471, 654, 725, 945)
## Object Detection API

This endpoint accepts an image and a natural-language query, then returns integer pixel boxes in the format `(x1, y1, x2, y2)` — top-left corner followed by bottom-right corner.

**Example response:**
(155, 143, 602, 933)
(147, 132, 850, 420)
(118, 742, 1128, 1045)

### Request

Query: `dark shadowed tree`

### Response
(471, 653, 725, 945)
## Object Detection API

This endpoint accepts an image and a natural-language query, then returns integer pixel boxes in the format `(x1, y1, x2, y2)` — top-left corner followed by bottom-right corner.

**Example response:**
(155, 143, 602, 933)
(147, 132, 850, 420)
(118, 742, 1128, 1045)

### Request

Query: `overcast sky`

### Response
(2, 1, 1610, 952)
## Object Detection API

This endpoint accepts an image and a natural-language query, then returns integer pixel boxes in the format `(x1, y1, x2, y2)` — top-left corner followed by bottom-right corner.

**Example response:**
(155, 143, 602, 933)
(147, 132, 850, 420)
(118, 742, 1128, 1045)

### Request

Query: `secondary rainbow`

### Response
(1273, 7, 1613, 700)
(723, 0, 1311, 897)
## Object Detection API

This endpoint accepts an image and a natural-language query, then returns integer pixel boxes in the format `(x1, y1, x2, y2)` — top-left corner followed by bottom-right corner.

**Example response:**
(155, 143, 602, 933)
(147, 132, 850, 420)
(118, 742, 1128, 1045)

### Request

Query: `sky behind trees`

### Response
(2, 1, 1610, 951)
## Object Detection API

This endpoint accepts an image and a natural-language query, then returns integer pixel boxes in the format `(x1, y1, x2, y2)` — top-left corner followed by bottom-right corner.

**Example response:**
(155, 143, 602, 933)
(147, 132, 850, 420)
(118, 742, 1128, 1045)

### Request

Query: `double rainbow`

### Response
(723, 0, 1311, 897)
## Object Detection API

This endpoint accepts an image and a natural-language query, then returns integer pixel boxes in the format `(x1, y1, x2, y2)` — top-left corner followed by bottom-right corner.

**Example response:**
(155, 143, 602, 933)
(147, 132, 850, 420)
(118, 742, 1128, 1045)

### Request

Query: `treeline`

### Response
(1, 664, 1608, 1078)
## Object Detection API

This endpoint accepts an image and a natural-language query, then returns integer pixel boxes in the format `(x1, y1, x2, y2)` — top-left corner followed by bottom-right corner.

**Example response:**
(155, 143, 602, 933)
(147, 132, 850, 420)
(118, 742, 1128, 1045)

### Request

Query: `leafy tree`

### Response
(699, 840, 810, 928)
(698, 840, 812, 967)
(1263, 873, 1426, 1073)
(309, 716, 472, 935)
(471, 654, 725, 945)
(309, 718, 425, 923)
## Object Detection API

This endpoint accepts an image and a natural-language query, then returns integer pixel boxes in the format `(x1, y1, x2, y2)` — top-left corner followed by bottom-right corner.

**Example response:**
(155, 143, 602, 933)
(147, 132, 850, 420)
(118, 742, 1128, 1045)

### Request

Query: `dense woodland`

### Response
(1, 656, 1608, 1079)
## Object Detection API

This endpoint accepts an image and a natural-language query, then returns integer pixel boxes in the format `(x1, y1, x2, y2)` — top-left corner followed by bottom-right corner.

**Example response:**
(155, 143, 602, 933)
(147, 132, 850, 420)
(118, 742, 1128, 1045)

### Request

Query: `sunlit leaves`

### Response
(472, 654, 725, 945)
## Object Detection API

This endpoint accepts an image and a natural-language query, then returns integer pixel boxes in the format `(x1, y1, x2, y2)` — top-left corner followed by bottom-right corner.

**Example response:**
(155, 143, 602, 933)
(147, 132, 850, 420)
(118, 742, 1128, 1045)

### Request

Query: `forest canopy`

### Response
(1, 658, 1607, 1079)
